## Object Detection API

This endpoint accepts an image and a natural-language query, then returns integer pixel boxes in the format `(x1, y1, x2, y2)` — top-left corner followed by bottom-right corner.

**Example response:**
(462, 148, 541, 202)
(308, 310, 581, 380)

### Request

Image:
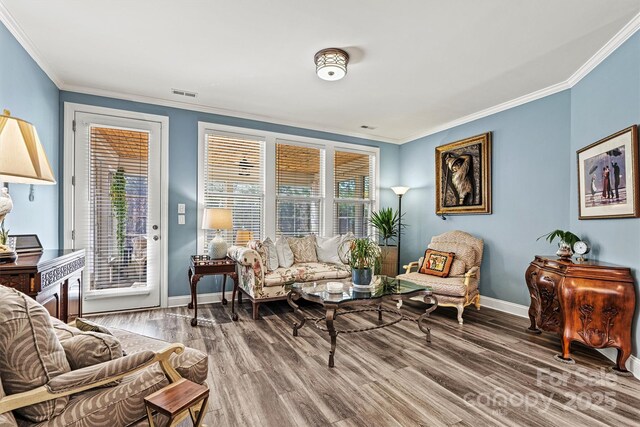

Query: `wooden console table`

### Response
(0, 249, 85, 323)
(525, 256, 636, 373)
(188, 255, 238, 326)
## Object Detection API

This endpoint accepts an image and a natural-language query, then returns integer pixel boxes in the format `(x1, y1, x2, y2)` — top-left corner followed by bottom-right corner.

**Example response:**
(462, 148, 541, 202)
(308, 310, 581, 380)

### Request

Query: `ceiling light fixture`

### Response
(314, 48, 349, 81)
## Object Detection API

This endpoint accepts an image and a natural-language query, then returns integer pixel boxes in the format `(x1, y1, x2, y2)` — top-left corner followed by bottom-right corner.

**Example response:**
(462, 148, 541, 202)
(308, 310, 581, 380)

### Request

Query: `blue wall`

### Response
(0, 23, 59, 248)
(569, 32, 640, 356)
(60, 91, 400, 297)
(399, 92, 572, 306)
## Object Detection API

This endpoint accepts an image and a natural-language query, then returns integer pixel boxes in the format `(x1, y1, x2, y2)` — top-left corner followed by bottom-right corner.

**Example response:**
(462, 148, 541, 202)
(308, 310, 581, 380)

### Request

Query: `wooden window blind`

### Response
(333, 150, 375, 237)
(276, 141, 324, 237)
(203, 132, 265, 247)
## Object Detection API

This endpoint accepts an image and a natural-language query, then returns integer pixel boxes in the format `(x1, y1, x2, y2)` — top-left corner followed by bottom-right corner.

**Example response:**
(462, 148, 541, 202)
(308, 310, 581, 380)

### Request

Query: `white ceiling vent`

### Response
(171, 88, 198, 98)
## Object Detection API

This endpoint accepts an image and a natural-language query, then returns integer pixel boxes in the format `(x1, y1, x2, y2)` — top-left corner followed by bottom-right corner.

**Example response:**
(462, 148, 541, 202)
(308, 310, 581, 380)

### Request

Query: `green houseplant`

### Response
(370, 207, 405, 276)
(537, 229, 581, 258)
(344, 238, 381, 285)
(110, 168, 128, 259)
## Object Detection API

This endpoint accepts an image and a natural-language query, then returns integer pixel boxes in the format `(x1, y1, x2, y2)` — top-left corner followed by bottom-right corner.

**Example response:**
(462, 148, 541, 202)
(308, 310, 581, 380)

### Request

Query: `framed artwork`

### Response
(577, 125, 639, 219)
(9, 234, 43, 254)
(435, 132, 492, 215)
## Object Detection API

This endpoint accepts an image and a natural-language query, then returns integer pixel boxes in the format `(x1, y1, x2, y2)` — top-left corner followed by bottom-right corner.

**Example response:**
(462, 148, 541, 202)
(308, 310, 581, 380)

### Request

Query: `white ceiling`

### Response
(2, 1, 640, 143)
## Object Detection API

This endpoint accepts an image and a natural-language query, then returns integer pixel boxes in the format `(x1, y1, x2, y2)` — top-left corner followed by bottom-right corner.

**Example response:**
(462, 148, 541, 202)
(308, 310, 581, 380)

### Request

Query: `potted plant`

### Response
(537, 229, 581, 258)
(369, 208, 404, 276)
(345, 238, 381, 286)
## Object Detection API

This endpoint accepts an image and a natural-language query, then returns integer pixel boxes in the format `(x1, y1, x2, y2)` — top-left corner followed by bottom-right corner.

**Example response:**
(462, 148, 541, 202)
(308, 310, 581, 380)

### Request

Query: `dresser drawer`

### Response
(0, 273, 33, 294)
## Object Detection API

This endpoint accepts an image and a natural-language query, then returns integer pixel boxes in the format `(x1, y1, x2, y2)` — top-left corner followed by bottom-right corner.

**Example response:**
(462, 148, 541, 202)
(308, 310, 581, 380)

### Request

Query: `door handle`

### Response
(153, 235, 159, 241)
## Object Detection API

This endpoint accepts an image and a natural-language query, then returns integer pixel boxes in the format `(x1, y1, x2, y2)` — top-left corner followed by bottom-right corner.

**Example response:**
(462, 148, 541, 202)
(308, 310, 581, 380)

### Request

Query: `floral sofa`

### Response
(228, 240, 351, 320)
(0, 285, 208, 426)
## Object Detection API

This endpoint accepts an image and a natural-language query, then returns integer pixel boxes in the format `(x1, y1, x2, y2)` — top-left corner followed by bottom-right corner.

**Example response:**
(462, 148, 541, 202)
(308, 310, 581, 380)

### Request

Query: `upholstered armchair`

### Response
(0, 285, 208, 426)
(397, 230, 483, 324)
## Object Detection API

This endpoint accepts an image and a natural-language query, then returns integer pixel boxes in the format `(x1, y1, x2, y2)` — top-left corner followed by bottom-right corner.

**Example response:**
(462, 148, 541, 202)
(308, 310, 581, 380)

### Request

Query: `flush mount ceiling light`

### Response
(314, 48, 349, 81)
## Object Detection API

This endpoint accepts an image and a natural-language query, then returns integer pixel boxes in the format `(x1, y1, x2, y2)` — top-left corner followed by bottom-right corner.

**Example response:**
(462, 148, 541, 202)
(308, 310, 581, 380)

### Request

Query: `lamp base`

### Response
(208, 234, 228, 259)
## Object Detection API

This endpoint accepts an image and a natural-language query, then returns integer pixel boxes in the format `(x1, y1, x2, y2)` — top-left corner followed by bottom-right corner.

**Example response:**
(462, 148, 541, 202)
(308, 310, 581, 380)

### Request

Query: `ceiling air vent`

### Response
(171, 88, 198, 98)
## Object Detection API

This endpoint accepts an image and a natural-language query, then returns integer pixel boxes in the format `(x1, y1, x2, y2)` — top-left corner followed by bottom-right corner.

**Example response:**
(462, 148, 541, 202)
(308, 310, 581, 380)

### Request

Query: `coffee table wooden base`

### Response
(144, 378, 209, 426)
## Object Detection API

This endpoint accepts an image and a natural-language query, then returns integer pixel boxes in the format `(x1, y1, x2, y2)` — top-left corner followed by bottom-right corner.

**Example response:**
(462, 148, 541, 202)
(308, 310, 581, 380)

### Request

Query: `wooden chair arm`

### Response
(0, 343, 185, 415)
(403, 261, 420, 274)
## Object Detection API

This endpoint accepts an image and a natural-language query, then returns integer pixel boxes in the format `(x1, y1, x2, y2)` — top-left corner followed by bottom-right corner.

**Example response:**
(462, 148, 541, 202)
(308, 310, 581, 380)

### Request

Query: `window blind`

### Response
(203, 132, 265, 248)
(88, 126, 150, 290)
(333, 150, 375, 237)
(276, 141, 324, 237)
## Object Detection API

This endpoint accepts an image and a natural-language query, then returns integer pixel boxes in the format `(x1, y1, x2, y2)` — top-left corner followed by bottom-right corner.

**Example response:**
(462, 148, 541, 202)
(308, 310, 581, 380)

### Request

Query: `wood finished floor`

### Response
(91, 300, 640, 427)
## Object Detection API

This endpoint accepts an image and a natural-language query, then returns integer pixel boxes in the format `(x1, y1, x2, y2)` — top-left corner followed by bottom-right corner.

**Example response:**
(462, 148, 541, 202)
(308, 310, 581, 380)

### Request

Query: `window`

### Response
(334, 151, 375, 237)
(202, 131, 265, 248)
(276, 142, 324, 236)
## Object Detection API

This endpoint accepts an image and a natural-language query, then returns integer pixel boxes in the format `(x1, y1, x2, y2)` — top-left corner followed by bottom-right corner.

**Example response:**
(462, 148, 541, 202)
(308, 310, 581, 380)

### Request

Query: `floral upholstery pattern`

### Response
(228, 245, 351, 300)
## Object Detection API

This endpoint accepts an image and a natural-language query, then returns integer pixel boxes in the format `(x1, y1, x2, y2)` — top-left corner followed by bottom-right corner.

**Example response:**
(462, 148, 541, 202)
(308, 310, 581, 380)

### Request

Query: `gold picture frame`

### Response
(435, 132, 492, 215)
(577, 125, 639, 219)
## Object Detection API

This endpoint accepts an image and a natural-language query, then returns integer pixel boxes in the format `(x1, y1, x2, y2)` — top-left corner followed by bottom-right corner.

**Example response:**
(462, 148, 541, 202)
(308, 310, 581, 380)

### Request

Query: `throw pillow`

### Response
(287, 235, 318, 264)
(75, 317, 113, 335)
(60, 331, 123, 370)
(419, 249, 455, 277)
(428, 241, 476, 271)
(315, 235, 343, 264)
(262, 237, 279, 271)
(0, 286, 71, 422)
(276, 237, 294, 268)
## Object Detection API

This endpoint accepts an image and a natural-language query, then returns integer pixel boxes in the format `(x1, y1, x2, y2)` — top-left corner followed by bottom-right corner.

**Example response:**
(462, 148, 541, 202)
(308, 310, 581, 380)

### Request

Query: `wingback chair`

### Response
(0, 285, 208, 426)
(397, 230, 483, 324)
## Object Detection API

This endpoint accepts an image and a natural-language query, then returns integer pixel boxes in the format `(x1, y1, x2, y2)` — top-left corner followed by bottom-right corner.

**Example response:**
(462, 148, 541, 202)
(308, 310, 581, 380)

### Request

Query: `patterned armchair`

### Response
(0, 285, 208, 426)
(397, 230, 483, 324)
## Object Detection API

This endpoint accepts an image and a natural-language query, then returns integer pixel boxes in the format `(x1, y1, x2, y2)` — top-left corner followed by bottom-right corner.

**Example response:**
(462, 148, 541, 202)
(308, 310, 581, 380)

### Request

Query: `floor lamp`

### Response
(391, 186, 410, 276)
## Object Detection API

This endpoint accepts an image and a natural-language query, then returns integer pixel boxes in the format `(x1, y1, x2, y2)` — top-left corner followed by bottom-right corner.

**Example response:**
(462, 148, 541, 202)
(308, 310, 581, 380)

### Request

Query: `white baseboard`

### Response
(479, 294, 640, 380)
(167, 291, 224, 308)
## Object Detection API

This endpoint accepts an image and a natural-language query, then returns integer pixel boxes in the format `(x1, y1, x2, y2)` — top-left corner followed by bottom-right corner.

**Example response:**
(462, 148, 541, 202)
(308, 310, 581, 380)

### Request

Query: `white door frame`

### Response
(63, 102, 170, 309)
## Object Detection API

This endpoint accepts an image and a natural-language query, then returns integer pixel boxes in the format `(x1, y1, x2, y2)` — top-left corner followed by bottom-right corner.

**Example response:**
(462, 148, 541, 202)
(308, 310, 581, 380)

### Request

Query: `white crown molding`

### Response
(480, 294, 639, 379)
(400, 80, 571, 144)
(59, 83, 402, 145)
(567, 11, 640, 87)
(401, 11, 640, 144)
(0, 1, 63, 87)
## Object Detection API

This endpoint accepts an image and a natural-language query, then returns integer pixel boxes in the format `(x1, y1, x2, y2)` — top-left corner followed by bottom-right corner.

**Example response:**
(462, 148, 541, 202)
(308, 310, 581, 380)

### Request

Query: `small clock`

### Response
(573, 240, 591, 261)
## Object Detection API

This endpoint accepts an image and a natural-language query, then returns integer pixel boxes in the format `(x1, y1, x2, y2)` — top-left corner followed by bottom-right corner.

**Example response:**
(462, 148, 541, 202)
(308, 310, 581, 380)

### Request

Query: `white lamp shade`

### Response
(0, 112, 56, 185)
(202, 208, 232, 230)
(391, 186, 410, 196)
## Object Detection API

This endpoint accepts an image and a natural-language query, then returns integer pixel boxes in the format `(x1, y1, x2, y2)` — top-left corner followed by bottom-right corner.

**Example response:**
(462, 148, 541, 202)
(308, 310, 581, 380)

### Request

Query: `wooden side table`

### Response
(144, 378, 209, 426)
(188, 255, 238, 326)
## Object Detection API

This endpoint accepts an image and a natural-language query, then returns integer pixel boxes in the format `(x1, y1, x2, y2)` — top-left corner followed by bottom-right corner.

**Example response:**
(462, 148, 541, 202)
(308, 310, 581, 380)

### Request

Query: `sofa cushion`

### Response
(419, 249, 455, 277)
(262, 237, 280, 271)
(264, 262, 351, 287)
(315, 235, 343, 264)
(0, 377, 18, 427)
(287, 235, 318, 263)
(275, 237, 294, 268)
(60, 331, 123, 370)
(428, 241, 476, 271)
(0, 286, 71, 422)
(398, 272, 478, 297)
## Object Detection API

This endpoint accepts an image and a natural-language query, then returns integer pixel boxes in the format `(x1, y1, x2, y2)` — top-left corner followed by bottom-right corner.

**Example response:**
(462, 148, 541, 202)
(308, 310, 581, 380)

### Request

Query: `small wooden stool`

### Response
(144, 378, 209, 426)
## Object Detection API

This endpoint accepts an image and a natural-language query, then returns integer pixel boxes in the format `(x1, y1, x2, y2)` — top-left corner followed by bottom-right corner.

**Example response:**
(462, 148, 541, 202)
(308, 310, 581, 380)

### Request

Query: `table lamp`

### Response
(0, 110, 56, 262)
(202, 208, 232, 259)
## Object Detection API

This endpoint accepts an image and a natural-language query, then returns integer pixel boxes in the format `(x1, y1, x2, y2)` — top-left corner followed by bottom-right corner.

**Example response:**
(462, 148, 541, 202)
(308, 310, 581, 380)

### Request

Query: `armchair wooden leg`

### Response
(456, 304, 464, 325)
(474, 295, 481, 310)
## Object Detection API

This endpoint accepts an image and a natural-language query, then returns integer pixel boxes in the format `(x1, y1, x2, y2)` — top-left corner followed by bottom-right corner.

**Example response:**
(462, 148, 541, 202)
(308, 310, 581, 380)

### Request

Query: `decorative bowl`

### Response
(326, 282, 344, 294)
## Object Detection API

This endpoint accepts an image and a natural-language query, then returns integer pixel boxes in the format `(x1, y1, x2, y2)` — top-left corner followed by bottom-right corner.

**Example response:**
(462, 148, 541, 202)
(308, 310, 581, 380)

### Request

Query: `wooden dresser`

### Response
(525, 256, 636, 373)
(0, 249, 85, 323)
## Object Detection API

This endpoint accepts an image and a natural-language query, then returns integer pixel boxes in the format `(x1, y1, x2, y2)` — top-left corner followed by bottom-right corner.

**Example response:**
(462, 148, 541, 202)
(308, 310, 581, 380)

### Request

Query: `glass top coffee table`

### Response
(287, 275, 438, 367)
